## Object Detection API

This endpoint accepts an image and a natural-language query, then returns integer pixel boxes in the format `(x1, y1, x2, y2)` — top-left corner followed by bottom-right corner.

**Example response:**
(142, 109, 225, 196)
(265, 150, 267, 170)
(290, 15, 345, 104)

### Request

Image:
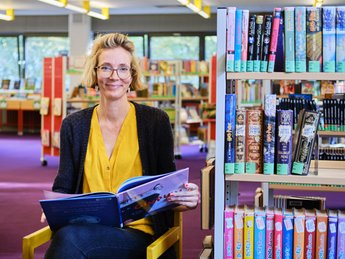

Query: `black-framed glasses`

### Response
(95, 65, 131, 80)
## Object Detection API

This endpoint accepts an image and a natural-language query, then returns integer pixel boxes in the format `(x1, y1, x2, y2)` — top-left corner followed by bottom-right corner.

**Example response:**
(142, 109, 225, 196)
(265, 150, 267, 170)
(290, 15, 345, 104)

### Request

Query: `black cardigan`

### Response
(52, 101, 177, 258)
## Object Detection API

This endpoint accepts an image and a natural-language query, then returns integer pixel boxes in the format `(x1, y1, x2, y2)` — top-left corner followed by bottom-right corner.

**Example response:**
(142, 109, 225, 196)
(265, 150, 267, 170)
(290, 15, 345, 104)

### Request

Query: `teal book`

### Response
(323, 6, 336, 72)
(282, 209, 294, 259)
(284, 7, 295, 72)
(295, 7, 307, 72)
(254, 207, 266, 259)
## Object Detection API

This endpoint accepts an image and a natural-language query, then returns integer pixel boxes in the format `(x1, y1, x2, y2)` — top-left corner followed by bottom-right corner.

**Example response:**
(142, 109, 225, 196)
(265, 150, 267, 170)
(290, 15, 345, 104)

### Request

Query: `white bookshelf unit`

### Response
(214, 7, 345, 259)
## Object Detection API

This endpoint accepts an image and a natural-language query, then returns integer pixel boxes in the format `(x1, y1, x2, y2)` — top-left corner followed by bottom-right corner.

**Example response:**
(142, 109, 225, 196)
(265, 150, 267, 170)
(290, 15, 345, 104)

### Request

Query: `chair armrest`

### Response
(23, 226, 52, 259)
(146, 226, 181, 259)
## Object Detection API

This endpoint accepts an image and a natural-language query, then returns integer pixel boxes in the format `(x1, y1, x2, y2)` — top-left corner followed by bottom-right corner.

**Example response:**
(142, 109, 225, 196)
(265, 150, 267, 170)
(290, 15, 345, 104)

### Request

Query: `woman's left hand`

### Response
(168, 182, 200, 210)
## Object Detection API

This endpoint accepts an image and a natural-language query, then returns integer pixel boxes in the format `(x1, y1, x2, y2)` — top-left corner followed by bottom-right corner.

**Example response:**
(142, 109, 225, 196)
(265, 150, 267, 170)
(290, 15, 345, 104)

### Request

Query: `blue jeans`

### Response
(45, 224, 153, 259)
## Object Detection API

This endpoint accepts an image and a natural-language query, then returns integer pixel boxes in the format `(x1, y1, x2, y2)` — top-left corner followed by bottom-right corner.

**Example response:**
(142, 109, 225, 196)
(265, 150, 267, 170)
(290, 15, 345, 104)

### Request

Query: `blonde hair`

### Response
(81, 33, 144, 91)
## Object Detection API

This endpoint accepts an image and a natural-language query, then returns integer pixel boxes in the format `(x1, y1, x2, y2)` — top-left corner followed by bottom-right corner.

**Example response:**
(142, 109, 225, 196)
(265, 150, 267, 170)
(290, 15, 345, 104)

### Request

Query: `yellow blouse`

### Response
(83, 103, 154, 235)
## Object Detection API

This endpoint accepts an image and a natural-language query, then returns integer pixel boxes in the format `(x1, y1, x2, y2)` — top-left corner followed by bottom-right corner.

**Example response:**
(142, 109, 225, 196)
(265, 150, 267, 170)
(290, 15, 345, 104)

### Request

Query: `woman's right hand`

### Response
(40, 212, 46, 223)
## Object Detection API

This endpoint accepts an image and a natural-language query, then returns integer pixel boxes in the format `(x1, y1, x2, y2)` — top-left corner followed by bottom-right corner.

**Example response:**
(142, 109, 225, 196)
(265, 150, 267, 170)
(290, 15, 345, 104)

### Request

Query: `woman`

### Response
(44, 33, 200, 259)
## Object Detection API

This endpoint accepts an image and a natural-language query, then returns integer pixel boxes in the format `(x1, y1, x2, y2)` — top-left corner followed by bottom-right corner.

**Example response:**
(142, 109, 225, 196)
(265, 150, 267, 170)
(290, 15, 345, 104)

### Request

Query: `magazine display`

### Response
(40, 168, 189, 231)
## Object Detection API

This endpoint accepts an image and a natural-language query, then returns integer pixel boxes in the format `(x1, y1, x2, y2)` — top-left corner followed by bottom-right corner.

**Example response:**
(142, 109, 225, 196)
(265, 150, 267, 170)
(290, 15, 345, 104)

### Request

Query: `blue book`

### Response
(234, 9, 243, 72)
(327, 210, 338, 259)
(224, 94, 236, 174)
(282, 209, 294, 259)
(254, 207, 266, 259)
(284, 7, 295, 72)
(323, 6, 336, 72)
(295, 7, 307, 72)
(275, 11, 285, 72)
(40, 168, 189, 231)
(336, 7, 345, 72)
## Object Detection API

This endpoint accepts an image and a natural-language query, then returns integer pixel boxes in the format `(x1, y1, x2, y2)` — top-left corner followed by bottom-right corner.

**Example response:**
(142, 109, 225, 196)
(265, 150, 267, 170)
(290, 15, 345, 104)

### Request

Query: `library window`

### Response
(0, 37, 19, 80)
(128, 35, 145, 58)
(205, 35, 216, 61)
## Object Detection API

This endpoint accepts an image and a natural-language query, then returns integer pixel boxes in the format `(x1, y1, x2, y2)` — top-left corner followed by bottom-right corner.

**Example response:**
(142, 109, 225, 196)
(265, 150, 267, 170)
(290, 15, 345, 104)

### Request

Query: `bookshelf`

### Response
(214, 8, 345, 259)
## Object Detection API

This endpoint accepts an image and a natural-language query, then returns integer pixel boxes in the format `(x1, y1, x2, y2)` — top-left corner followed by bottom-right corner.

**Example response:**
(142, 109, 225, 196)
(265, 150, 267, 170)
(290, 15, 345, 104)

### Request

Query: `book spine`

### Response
(241, 10, 250, 72)
(253, 15, 264, 72)
(284, 7, 296, 72)
(226, 7, 236, 72)
(304, 213, 316, 259)
(234, 209, 244, 258)
(234, 9, 243, 72)
(327, 211, 338, 259)
(337, 211, 345, 259)
(268, 8, 282, 72)
(224, 207, 235, 259)
(276, 110, 293, 175)
(315, 211, 328, 259)
(235, 109, 246, 174)
(247, 14, 257, 72)
(306, 7, 322, 72)
(336, 6, 345, 72)
(266, 209, 274, 259)
(275, 12, 285, 72)
(294, 211, 305, 259)
(245, 109, 263, 174)
(282, 211, 294, 259)
(224, 94, 236, 174)
(295, 7, 307, 72)
(323, 6, 336, 72)
(260, 15, 273, 72)
(254, 209, 266, 259)
(244, 207, 254, 259)
(274, 209, 283, 259)
(292, 111, 321, 175)
(263, 94, 277, 175)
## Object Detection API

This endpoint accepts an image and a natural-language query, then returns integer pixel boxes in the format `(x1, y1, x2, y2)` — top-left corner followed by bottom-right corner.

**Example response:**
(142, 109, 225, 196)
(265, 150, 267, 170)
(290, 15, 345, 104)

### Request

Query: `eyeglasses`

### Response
(95, 65, 131, 80)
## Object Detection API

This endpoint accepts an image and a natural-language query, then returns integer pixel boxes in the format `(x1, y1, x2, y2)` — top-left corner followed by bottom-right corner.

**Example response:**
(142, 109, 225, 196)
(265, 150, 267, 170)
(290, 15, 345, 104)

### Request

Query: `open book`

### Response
(40, 168, 189, 231)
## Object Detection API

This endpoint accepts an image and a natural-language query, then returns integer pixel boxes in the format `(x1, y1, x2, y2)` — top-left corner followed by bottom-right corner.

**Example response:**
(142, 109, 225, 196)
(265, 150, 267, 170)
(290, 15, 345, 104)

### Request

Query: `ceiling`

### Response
(0, 0, 344, 17)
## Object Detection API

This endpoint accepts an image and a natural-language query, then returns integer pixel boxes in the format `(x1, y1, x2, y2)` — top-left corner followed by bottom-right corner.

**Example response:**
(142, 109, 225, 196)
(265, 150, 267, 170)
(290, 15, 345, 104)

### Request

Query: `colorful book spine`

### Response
(327, 210, 338, 259)
(292, 110, 321, 175)
(315, 210, 328, 259)
(245, 109, 263, 174)
(260, 15, 273, 72)
(293, 208, 305, 259)
(306, 7, 322, 72)
(244, 206, 254, 259)
(235, 108, 246, 174)
(234, 9, 243, 72)
(224, 206, 235, 259)
(295, 6, 307, 72)
(284, 7, 295, 72)
(241, 10, 250, 72)
(253, 15, 264, 72)
(276, 110, 293, 175)
(234, 206, 245, 259)
(304, 210, 316, 259)
(274, 208, 283, 259)
(337, 210, 345, 259)
(275, 11, 285, 72)
(247, 14, 257, 72)
(263, 94, 277, 175)
(254, 207, 266, 259)
(265, 208, 275, 259)
(268, 8, 282, 72)
(323, 6, 336, 72)
(336, 6, 345, 72)
(224, 94, 236, 174)
(226, 7, 236, 72)
(282, 209, 294, 259)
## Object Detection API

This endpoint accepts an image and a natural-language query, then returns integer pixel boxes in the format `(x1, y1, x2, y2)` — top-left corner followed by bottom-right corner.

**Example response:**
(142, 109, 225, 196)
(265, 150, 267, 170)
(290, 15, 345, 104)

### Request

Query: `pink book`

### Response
(274, 208, 283, 259)
(226, 7, 236, 72)
(267, 8, 282, 73)
(224, 205, 235, 259)
(266, 207, 275, 259)
(241, 10, 249, 72)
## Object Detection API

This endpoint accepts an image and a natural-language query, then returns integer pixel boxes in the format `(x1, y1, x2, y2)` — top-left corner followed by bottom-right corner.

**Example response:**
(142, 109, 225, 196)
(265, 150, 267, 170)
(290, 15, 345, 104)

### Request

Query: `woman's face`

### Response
(96, 47, 132, 100)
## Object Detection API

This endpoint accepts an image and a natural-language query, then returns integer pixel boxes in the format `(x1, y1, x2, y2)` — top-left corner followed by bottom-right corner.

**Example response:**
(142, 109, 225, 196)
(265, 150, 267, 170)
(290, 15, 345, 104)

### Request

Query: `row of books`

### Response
(224, 205, 345, 259)
(225, 6, 345, 73)
(273, 195, 326, 210)
(0, 78, 38, 91)
(323, 98, 345, 131)
(319, 147, 345, 160)
(224, 94, 321, 175)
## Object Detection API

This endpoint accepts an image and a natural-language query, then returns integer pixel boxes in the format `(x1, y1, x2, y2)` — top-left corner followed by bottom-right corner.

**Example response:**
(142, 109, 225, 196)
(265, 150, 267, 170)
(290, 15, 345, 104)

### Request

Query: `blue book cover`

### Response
(275, 11, 285, 72)
(234, 9, 243, 72)
(295, 7, 307, 72)
(224, 94, 236, 174)
(323, 6, 336, 72)
(327, 210, 338, 259)
(282, 209, 294, 259)
(336, 7, 345, 72)
(263, 94, 277, 175)
(40, 168, 189, 231)
(254, 207, 266, 259)
(284, 7, 295, 72)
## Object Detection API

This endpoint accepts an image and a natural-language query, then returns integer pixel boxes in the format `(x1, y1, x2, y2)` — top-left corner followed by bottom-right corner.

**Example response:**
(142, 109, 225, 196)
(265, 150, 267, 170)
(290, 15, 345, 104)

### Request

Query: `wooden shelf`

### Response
(225, 168, 345, 185)
(310, 160, 345, 169)
(227, 72, 345, 81)
(318, 131, 345, 137)
(268, 184, 345, 192)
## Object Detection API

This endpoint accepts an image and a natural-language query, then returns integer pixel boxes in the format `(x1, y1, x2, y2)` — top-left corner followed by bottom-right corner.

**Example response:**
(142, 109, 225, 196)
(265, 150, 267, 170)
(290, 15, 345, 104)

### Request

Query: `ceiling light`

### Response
(199, 6, 210, 19)
(88, 8, 109, 20)
(177, 0, 211, 19)
(313, 0, 323, 7)
(0, 9, 14, 21)
(37, 0, 65, 7)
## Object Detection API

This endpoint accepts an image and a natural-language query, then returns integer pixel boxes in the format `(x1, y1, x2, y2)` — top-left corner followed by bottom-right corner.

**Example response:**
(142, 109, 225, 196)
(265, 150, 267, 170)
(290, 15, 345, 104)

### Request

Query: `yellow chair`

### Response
(23, 211, 182, 259)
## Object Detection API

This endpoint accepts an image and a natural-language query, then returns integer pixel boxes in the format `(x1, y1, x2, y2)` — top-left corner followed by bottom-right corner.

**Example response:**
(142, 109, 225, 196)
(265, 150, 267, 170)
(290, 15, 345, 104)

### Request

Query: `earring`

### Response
(95, 85, 99, 92)
(127, 87, 131, 93)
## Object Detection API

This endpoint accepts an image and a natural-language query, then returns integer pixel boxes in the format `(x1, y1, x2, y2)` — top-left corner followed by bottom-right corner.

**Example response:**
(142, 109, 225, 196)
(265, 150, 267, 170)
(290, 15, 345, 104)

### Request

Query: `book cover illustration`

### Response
(40, 168, 189, 231)
(306, 7, 322, 72)
(323, 6, 336, 72)
(336, 7, 345, 72)
(1, 79, 11, 90)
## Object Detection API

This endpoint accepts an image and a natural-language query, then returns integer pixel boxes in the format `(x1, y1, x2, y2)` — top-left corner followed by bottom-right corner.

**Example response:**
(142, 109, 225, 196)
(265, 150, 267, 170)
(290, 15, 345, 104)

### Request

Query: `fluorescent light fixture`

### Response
(65, 3, 87, 13)
(0, 9, 14, 21)
(177, 0, 211, 19)
(88, 8, 109, 20)
(37, 0, 65, 7)
(313, 0, 323, 7)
